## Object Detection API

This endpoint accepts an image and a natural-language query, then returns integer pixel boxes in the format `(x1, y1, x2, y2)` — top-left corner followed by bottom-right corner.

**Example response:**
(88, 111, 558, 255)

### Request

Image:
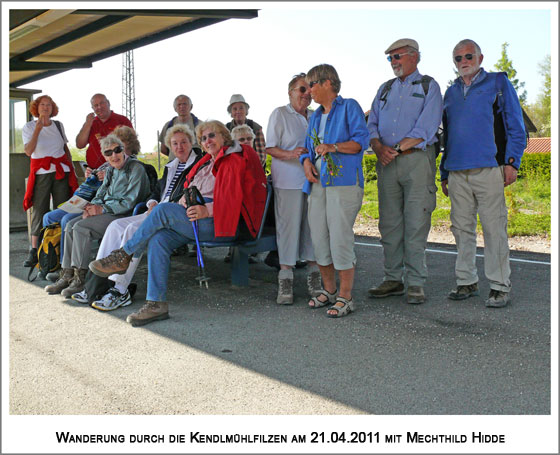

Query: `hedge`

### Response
(362, 152, 550, 183)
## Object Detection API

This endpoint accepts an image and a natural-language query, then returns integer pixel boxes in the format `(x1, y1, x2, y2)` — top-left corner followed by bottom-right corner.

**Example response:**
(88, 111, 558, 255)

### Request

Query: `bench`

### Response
(134, 182, 277, 287)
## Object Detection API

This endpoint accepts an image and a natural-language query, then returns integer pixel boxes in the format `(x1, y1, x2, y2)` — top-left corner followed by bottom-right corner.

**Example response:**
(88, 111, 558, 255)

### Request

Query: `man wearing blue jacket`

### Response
(440, 39, 526, 308)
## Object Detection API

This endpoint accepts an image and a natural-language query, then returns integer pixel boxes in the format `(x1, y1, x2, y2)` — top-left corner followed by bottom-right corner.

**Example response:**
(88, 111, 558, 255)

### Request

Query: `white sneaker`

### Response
(71, 289, 89, 304)
(91, 288, 132, 311)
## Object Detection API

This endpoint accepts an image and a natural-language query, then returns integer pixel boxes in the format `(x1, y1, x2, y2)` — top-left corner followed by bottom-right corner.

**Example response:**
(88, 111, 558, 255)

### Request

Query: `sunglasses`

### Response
(291, 86, 309, 94)
(201, 132, 217, 142)
(103, 145, 123, 157)
(454, 54, 474, 63)
(237, 136, 253, 143)
(387, 52, 413, 62)
(309, 79, 324, 89)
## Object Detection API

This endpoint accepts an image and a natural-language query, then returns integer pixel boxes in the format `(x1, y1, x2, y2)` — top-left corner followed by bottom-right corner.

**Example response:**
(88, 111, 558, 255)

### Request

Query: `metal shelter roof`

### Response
(9, 9, 258, 88)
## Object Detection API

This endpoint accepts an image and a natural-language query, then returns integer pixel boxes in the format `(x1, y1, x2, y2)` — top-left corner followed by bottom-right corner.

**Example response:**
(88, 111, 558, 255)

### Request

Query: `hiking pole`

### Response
(184, 186, 210, 289)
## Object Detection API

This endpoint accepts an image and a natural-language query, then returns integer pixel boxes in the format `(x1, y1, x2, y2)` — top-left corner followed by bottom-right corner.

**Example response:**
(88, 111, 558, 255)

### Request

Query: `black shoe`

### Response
(295, 260, 308, 269)
(128, 282, 138, 299)
(224, 247, 233, 263)
(23, 248, 38, 267)
(264, 250, 280, 270)
(171, 244, 188, 257)
(248, 253, 259, 264)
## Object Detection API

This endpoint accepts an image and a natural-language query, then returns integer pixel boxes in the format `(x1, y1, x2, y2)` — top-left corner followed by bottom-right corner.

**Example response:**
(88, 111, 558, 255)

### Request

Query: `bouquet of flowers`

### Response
(308, 128, 342, 185)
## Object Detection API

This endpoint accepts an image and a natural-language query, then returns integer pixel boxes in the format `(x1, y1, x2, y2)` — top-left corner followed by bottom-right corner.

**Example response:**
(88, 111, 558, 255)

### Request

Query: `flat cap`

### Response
(385, 38, 419, 54)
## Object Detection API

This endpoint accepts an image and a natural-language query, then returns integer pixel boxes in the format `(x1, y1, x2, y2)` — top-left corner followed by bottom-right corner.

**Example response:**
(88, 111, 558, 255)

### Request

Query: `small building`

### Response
(524, 137, 551, 154)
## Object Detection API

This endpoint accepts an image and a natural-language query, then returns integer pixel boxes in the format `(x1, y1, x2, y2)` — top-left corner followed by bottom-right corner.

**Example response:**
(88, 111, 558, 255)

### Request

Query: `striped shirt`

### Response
(162, 162, 186, 202)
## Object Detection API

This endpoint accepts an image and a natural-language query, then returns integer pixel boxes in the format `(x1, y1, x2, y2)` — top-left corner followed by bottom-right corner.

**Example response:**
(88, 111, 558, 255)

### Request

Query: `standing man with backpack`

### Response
(440, 39, 526, 308)
(158, 95, 200, 162)
(367, 38, 443, 304)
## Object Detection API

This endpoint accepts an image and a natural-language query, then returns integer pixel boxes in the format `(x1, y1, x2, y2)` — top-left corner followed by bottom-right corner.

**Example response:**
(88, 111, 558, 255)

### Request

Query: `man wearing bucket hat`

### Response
(225, 94, 266, 167)
(367, 38, 443, 304)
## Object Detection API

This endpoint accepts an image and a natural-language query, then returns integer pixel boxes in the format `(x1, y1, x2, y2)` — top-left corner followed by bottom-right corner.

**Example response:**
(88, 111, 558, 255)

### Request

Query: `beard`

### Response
(392, 66, 403, 78)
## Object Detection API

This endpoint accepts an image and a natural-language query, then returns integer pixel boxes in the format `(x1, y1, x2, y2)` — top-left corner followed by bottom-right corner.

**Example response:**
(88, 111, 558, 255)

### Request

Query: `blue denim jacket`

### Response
(300, 96, 369, 194)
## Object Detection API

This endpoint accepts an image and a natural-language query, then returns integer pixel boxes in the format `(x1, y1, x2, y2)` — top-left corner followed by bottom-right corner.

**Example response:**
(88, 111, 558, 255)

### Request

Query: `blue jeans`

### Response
(43, 209, 81, 259)
(123, 202, 235, 302)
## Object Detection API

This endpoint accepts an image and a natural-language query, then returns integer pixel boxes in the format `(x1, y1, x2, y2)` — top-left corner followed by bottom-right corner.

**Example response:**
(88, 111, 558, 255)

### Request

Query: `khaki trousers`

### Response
(376, 147, 437, 286)
(448, 166, 511, 292)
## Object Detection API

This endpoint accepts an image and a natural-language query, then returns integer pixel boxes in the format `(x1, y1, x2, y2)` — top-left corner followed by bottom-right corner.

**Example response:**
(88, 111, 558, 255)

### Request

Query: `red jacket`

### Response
(23, 155, 78, 211)
(185, 143, 266, 238)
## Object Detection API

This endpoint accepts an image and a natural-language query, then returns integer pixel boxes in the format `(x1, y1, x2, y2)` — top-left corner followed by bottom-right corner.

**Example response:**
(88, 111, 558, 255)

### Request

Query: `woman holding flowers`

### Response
(300, 64, 369, 318)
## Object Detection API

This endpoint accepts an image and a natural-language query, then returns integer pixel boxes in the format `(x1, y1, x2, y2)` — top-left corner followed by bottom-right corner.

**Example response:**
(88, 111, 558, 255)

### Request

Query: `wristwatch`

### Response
(334, 143, 339, 153)
(393, 143, 402, 153)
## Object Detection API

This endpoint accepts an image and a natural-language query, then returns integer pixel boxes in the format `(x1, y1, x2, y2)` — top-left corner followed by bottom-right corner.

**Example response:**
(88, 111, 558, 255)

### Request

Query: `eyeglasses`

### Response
(387, 52, 413, 62)
(201, 132, 217, 142)
(309, 80, 324, 89)
(237, 136, 253, 143)
(291, 86, 309, 94)
(102, 145, 123, 157)
(454, 53, 475, 63)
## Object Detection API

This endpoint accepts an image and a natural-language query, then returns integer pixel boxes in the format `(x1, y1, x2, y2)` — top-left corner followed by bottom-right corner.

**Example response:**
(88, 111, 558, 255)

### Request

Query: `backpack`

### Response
(379, 75, 442, 156)
(493, 71, 529, 166)
(27, 223, 62, 282)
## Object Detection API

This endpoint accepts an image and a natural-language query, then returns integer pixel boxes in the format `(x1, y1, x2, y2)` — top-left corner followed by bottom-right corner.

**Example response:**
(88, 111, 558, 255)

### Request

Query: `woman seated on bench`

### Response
(44, 134, 150, 297)
(89, 120, 266, 327)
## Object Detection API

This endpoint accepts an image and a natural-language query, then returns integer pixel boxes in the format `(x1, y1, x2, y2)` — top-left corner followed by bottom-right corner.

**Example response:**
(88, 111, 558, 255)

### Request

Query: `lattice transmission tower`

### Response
(122, 50, 136, 129)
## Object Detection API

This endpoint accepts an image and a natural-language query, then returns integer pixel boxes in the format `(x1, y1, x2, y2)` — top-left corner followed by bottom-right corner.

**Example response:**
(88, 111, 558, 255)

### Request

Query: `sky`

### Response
(10, 2, 555, 160)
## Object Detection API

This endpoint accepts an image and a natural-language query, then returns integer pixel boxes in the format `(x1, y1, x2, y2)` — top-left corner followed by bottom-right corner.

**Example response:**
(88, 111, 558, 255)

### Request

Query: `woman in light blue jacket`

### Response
(45, 134, 150, 298)
(300, 64, 369, 318)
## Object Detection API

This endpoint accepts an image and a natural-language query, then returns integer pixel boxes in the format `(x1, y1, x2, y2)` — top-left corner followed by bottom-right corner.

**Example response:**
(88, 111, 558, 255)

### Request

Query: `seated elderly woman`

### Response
(42, 125, 152, 280)
(89, 120, 266, 327)
(71, 124, 204, 310)
(45, 134, 150, 297)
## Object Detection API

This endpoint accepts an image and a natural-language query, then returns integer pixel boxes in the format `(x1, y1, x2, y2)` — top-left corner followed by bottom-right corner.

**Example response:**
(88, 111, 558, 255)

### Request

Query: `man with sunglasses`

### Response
(440, 39, 526, 308)
(367, 38, 443, 305)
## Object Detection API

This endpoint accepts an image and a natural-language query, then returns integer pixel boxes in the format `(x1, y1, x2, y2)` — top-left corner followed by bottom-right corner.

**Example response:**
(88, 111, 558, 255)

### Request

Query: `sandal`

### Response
(327, 296, 355, 318)
(308, 289, 337, 308)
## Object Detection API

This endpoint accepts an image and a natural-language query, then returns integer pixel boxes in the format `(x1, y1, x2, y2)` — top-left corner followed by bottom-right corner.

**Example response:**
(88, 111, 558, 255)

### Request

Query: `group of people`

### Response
(21, 36, 526, 326)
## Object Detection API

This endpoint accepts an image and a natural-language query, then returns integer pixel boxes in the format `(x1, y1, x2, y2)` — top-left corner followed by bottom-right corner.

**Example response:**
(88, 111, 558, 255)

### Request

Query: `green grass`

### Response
(360, 174, 551, 237)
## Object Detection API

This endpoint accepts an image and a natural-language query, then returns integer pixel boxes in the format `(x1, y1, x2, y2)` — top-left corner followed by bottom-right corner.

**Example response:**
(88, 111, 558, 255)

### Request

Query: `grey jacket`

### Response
(91, 156, 150, 215)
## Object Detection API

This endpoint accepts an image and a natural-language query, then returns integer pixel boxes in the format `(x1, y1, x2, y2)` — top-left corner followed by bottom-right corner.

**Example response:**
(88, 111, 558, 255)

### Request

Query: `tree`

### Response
(494, 42, 528, 107)
(526, 55, 551, 137)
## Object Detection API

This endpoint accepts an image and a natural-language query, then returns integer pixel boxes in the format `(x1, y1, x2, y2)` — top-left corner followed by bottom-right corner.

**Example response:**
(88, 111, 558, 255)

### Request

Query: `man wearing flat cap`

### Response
(226, 94, 266, 167)
(367, 38, 443, 304)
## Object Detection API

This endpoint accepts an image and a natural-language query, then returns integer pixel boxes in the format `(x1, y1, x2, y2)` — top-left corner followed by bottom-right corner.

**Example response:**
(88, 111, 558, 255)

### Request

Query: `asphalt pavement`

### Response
(7, 229, 551, 415)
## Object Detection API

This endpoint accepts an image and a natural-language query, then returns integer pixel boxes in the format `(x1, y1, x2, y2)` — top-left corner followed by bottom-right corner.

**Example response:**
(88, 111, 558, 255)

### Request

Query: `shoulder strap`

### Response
(415, 75, 433, 96)
(53, 120, 64, 139)
(379, 78, 397, 109)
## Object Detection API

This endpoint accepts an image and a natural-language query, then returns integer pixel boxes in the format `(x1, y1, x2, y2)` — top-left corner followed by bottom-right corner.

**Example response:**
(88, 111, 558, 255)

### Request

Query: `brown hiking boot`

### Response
(89, 248, 132, 277)
(407, 285, 425, 304)
(126, 301, 169, 327)
(61, 268, 88, 298)
(45, 268, 74, 294)
(368, 280, 405, 298)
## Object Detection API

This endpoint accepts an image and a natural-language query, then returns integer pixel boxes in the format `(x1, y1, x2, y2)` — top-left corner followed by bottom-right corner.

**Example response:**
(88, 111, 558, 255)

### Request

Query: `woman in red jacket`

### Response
(89, 120, 267, 327)
(22, 95, 78, 267)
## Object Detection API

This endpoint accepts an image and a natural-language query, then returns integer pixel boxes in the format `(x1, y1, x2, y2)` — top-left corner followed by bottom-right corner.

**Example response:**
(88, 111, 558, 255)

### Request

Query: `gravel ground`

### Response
(354, 214, 551, 254)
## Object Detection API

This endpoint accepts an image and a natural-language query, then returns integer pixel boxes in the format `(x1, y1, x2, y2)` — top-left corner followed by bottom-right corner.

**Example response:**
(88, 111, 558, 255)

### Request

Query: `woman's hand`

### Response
(284, 147, 308, 160)
(96, 169, 106, 181)
(85, 167, 93, 178)
(186, 205, 209, 222)
(146, 200, 158, 214)
(82, 204, 103, 218)
(303, 158, 319, 183)
(178, 194, 187, 208)
(315, 143, 336, 157)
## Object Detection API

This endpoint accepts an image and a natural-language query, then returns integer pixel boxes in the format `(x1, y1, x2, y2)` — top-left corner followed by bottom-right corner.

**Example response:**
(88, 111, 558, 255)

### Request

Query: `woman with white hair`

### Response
(72, 124, 204, 310)
(45, 134, 151, 298)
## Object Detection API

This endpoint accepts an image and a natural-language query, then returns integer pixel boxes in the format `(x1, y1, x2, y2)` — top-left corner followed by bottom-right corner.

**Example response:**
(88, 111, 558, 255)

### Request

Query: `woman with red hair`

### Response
(22, 95, 78, 267)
